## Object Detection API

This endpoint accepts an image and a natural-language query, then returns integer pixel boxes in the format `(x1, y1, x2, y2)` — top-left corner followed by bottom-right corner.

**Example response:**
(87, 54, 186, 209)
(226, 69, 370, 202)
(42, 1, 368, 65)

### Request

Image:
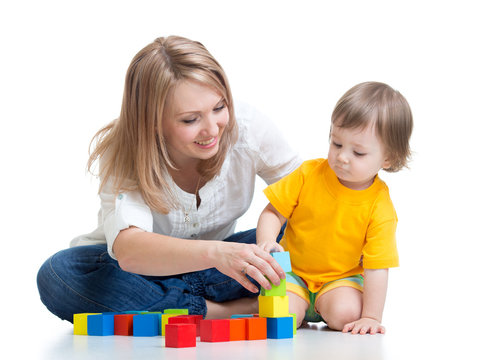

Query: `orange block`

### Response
(229, 318, 246, 341)
(245, 317, 267, 340)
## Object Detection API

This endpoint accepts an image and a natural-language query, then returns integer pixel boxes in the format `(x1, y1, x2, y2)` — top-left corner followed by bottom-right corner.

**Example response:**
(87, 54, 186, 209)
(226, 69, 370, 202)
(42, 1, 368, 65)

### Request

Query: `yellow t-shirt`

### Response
(264, 159, 399, 293)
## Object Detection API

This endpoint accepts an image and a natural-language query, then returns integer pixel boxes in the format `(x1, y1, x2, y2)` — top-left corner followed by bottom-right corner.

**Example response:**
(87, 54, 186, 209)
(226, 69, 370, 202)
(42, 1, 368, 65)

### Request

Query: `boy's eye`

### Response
(332, 142, 342, 148)
(354, 151, 366, 157)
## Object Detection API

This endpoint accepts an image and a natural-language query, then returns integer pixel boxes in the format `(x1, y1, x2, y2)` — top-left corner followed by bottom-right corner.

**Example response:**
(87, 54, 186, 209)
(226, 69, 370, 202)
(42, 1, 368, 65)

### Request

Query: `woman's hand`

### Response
(210, 241, 286, 294)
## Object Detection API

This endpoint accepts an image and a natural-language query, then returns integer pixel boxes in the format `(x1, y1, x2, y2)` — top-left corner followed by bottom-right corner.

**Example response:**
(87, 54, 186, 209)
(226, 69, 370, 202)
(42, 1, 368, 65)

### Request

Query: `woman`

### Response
(37, 35, 301, 322)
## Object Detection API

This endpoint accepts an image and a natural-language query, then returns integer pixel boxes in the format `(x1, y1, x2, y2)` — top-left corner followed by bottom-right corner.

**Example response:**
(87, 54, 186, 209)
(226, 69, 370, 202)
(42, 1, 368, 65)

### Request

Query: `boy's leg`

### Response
(286, 291, 309, 328)
(315, 286, 362, 331)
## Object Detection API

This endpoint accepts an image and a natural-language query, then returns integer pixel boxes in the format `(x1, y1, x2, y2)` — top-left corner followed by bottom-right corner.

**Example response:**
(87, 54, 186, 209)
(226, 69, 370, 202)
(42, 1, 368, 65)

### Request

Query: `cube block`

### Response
(272, 251, 291, 272)
(165, 324, 196, 348)
(258, 295, 289, 318)
(261, 278, 287, 297)
(161, 314, 180, 336)
(163, 309, 189, 315)
(229, 318, 246, 341)
(200, 319, 230, 342)
(114, 314, 136, 336)
(87, 314, 115, 336)
(290, 313, 297, 335)
(267, 317, 293, 339)
(230, 314, 255, 319)
(169, 315, 203, 336)
(73, 313, 100, 335)
(245, 317, 267, 340)
(133, 313, 160, 336)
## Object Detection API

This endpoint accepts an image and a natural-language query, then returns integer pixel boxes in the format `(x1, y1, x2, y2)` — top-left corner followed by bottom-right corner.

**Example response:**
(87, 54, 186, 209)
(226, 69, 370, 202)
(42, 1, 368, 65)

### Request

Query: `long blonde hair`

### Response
(88, 36, 237, 214)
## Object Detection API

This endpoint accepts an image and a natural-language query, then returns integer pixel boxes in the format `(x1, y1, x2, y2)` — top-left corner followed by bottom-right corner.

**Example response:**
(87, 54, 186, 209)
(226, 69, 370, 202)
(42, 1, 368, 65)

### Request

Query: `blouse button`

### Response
(118, 194, 124, 200)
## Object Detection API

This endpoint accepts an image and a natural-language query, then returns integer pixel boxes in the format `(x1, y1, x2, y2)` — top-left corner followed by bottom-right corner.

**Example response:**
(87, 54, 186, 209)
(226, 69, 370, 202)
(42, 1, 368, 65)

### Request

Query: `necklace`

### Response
(183, 176, 201, 223)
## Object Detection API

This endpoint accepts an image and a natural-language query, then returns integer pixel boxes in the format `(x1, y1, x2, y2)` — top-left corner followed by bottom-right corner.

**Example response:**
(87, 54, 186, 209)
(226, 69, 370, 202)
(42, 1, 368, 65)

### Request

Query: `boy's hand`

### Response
(258, 241, 284, 254)
(342, 317, 385, 335)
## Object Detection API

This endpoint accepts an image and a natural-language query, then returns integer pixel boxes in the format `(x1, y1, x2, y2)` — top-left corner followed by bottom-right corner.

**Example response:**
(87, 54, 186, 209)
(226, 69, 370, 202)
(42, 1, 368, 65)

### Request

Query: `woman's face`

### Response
(162, 79, 229, 168)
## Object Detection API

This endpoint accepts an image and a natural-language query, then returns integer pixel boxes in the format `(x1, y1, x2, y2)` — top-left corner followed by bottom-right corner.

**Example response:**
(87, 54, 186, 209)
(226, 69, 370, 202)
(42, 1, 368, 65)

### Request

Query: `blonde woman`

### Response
(37, 36, 301, 322)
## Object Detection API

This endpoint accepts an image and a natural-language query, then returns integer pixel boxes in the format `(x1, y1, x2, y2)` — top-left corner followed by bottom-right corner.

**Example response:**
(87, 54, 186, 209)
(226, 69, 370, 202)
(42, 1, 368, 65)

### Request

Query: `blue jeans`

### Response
(37, 228, 283, 323)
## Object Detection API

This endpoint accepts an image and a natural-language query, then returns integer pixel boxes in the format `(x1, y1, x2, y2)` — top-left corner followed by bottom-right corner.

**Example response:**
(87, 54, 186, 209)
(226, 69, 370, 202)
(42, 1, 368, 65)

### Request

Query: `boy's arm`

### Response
(256, 202, 287, 253)
(343, 268, 389, 335)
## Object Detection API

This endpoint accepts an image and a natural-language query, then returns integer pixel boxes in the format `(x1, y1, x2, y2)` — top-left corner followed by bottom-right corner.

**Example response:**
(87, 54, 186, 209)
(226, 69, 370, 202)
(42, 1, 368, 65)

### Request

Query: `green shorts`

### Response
(285, 272, 364, 323)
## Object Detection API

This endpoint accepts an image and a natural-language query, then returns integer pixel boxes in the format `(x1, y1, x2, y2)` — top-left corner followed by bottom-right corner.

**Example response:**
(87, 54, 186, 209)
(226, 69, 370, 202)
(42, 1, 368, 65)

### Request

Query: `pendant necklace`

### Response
(183, 176, 201, 224)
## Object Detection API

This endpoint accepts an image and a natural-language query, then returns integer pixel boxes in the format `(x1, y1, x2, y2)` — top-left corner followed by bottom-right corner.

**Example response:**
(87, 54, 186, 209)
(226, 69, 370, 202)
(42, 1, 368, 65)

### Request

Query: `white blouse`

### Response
(70, 103, 302, 259)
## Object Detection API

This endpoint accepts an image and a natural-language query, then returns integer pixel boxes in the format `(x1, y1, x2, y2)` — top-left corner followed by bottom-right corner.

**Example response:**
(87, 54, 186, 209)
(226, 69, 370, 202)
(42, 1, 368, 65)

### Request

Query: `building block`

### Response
(165, 324, 196, 348)
(261, 278, 287, 297)
(161, 314, 180, 336)
(87, 314, 115, 336)
(169, 315, 203, 336)
(200, 319, 230, 342)
(258, 295, 289, 318)
(163, 309, 189, 315)
(267, 317, 294, 339)
(245, 317, 267, 340)
(73, 313, 100, 335)
(114, 314, 136, 336)
(290, 313, 297, 335)
(271, 251, 291, 272)
(229, 318, 246, 341)
(230, 314, 255, 319)
(133, 313, 160, 336)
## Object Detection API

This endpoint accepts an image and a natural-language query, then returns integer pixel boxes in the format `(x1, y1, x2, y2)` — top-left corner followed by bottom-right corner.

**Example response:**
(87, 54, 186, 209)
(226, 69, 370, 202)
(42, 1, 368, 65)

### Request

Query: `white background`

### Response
(1, 0, 503, 358)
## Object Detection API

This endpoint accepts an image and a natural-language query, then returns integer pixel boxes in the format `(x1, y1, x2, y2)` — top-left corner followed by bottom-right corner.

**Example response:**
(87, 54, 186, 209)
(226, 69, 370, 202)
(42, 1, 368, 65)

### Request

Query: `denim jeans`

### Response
(37, 228, 283, 323)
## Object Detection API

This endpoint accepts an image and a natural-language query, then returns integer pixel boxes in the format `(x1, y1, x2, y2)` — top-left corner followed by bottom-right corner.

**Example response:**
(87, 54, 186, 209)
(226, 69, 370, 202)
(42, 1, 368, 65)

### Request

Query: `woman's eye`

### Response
(214, 104, 226, 112)
(182, 118, 197, 124)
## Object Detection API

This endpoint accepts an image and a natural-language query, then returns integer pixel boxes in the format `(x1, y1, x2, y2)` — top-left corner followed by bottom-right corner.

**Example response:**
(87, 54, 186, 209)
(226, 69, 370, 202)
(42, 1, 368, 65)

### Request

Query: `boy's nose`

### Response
(337, 152, 349, 164)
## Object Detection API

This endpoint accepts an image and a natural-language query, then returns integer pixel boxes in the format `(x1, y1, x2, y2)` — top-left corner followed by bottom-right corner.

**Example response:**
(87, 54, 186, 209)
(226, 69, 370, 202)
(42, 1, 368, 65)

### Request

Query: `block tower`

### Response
(259, 251, 294, 339)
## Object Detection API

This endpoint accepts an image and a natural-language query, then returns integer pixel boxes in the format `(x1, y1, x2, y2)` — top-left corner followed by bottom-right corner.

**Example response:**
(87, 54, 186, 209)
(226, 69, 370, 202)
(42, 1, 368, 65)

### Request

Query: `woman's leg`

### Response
(36, 245, 206, 322)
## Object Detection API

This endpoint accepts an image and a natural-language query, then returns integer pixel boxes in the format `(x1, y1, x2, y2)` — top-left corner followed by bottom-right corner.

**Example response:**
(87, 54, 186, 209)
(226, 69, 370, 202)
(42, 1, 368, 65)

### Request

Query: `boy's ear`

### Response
(382, 158, 392, 170)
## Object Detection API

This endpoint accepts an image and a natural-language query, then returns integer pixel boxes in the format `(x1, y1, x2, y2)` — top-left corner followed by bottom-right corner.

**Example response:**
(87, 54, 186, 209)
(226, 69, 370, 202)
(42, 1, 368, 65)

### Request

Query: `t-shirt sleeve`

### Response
(99, 179, 153, 259)
(362, 192, 399, 269)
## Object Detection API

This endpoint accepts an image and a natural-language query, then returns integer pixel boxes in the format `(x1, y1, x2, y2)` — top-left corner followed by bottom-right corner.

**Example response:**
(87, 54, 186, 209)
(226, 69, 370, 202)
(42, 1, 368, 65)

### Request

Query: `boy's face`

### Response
(328, 122, 391, 190)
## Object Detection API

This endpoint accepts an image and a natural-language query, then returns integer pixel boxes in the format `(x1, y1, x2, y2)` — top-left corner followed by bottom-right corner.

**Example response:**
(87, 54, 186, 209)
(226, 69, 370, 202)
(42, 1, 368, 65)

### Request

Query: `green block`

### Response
(261, 278, 286, 296)
(163, 308, 189, 315)
(289, 313, 297, 335)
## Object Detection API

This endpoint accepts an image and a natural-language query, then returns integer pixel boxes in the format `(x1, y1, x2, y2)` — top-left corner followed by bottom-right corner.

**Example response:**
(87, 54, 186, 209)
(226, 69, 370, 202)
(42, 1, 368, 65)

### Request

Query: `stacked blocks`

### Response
(259, 251, 294, 339)
(165, 324, 196, 348)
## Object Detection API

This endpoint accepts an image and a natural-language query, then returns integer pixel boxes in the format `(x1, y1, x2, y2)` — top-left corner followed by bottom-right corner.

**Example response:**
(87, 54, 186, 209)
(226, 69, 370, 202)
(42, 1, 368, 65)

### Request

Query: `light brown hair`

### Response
(88, 36, 238, 214)
(331, 81, 413, 172)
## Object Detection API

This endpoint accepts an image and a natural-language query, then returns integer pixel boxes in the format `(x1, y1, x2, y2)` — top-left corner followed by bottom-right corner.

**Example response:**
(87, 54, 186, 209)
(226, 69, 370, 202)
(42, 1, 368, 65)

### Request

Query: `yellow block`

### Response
(161, 314, 180, 336)
(73, 313, 100, 335)
(258, 295, 289, 318)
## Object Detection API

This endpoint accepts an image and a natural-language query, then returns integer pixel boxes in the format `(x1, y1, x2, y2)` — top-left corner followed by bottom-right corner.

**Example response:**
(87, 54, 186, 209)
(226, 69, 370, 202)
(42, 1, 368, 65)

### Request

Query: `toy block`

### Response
(73, 313, 100, 335)
(290, 313, 297, 335)
(87, 314, 115, 336)
(229, 318, 246, 341)
(245, 317, 267, 340)
(161, 314, 180, 336)
(271, 251, 291, 272)
(122, 310, 145, 314)
(114, 314, 136, 336)
(165, 324, 196, 348)
(200, 319, 230, 342)
(169, 315, 203, 336)
(230, 314, 255, 319)
(267, 317, 293, 339)
(133, 313, 160, 336)
(261, 278, 287, 297)
(163, 309, 189, 315)
(258, 295, 289, 318)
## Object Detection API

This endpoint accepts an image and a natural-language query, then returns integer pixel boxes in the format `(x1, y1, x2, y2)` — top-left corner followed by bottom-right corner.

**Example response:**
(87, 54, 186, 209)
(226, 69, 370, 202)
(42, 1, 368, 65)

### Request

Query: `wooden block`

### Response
(133, 313, 160, 337)
(163, 309, 189, 315)
(169, 315, 203, 336)
(114, 314, 136, 336)
(87, 314, 115, 336)
(161, 314, 179, 336)
(245, 317, 267, 340)
(272, 251, 291, 272)
(258, 295, 289, 318)
(73, 313, 100, 335)
(261, 278, 287, 297)
(230, 314, 254, 319)
(229, 318, 246, 341)
(200, 319, 230, 342)
(165, 324, 196, 348)
(289, 313, 297, 335)
(267, 317, 293, 339)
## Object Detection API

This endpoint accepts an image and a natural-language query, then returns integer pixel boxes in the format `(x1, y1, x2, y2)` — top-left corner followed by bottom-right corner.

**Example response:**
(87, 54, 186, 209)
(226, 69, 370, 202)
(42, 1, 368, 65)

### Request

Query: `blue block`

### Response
(272, 251, 291, 272)
(133, 314, 160, 336)
(230, 314, 255, 319)
(267, 317, 293, 339)
(87, 314, 115, 336)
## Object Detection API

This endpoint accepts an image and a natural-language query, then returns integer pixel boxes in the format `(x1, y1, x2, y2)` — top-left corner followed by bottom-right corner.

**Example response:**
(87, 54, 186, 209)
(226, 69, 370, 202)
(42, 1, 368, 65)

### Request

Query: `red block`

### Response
(245, 317, 267, 340)
(229, 318, 246, 341)
(200, 319, 230, 342)
(165, 324, 196, 348)
(114, 314, 136, 336)
(169, 315, 203, 336)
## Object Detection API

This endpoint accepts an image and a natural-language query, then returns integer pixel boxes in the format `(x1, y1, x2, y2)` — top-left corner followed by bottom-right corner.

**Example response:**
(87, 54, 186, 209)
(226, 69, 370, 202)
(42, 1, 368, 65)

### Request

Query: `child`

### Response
(256, 82, 413, 334)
